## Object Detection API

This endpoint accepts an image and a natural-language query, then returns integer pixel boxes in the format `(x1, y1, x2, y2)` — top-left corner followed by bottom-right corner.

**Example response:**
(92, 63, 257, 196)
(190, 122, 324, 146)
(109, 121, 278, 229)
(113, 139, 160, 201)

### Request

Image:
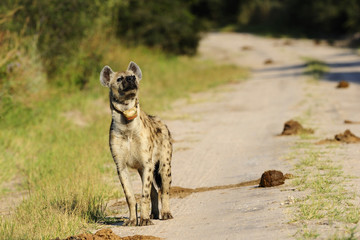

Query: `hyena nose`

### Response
(126, 76, 136, 84)
(123, 76, 137, 90)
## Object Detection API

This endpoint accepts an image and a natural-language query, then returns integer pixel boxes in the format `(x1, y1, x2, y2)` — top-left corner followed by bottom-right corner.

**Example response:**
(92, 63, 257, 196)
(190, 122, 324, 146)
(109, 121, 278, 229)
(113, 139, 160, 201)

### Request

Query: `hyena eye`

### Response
(117, 76, 124, 82)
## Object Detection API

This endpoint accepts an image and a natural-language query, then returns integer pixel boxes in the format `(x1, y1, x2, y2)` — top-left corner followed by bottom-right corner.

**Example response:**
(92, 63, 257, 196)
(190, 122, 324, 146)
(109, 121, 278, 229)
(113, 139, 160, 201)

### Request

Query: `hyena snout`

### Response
(122, 75, 137, 91)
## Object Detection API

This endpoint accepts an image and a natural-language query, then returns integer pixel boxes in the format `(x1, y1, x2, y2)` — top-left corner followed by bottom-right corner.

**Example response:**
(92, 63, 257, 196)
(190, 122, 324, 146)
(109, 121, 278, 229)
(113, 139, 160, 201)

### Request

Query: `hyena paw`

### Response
(139, 218, 154, 226)
(123, 219, 137, 226)
(150, 213, 159, 219)
(161, 212, 173, 220)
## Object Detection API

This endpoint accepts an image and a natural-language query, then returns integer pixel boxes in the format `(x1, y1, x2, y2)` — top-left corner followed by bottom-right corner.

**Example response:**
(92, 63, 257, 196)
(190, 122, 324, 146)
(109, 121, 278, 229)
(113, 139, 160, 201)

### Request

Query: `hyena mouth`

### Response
(124, 92, 136, 100)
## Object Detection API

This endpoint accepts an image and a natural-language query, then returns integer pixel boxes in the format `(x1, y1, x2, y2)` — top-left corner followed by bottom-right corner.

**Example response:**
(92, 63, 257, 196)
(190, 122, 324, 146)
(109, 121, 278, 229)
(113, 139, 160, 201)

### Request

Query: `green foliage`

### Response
(115, 0, 203, 55)
(303, 57, 329, 80)
(239, 0, 360, 37)
(189, 0, 240, 28)
(1, 0, 102, 83)
(188, 0, 360, 38)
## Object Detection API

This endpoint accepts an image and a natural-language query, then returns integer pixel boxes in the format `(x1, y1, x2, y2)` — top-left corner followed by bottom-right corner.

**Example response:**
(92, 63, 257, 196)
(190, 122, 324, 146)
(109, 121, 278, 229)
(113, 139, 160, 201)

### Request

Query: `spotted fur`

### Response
(100, 61, 173, 226)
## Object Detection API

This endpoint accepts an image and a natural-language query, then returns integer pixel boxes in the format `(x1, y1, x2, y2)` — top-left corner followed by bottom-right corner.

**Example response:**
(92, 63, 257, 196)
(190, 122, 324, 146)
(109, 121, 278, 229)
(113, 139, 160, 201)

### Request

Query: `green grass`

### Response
(302, 57, 329, 80)
(290, 144, 360, 239)
(0, 31, 248, 239)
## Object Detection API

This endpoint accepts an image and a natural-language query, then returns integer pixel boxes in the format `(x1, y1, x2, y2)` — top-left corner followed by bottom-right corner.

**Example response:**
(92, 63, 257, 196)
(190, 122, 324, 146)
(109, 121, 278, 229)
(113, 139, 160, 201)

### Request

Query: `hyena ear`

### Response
(100, 65, 113, 87)
(127, 61, 142, 80)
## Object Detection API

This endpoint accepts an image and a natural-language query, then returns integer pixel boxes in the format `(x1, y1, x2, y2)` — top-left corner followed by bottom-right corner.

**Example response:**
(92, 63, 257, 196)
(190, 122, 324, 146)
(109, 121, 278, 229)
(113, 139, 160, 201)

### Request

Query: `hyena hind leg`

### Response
(159, 161, 173, 220)
(150, 184, 159, 219)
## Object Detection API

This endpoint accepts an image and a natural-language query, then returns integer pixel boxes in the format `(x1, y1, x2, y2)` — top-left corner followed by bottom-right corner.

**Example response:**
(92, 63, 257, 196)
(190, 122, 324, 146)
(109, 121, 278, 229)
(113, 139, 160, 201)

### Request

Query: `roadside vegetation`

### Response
(290, 144, 359, 239)
(303, 58, 329, 81)
(287, 58, 359, 239)
(0, 2, 248, 239)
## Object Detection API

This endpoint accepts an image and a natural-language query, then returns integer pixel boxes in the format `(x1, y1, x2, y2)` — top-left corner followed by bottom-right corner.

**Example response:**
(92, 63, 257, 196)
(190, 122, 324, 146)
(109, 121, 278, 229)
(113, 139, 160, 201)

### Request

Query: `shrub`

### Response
(115, 0, 203, 55)
(2, 0, 101, 80)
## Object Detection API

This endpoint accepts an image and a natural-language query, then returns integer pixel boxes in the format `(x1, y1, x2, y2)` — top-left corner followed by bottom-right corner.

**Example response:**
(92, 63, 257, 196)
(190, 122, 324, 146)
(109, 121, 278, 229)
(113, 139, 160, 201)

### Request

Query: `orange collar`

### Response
(112, 100, 138, 121)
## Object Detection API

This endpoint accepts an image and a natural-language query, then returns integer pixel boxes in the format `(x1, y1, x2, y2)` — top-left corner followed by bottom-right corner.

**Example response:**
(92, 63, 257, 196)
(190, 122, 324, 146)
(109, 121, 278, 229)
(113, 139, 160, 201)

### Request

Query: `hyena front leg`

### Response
(138, 163, 154, 226)
(117, 166, 137, 226)
(110, 137, 137, 226)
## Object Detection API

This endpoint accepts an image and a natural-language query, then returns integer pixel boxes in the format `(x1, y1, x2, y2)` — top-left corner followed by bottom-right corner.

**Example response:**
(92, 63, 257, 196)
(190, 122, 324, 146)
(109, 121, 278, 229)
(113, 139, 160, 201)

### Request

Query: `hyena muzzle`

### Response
(100, 61, 173, 226)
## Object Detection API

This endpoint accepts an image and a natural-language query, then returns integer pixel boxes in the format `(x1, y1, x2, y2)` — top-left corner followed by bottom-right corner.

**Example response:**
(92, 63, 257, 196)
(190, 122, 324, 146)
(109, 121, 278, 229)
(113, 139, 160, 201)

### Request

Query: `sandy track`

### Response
(110, 33, 360, 239)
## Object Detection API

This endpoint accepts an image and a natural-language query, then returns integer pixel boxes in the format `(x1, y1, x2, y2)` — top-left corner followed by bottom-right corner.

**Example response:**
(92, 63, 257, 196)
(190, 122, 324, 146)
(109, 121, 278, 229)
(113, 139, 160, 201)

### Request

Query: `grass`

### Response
(0, 28, 248, 239)
(302, 57, 329, 80)
(292, 149, 359, 221)
(290, 142, 360, 239)
(287, 57, 359, 239)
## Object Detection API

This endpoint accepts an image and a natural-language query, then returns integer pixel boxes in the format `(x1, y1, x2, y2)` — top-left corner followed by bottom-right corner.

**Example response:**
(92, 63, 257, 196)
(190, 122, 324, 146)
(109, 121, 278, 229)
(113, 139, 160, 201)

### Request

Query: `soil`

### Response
(317, 129, 360, 144)
(111, 179, 260, 207)
(280, 120, 314, 135)
(315, 139, 340, 145)
(259, 170, 285, 187)
(58, 229, 160, 240)
(170, 179, 260, 198)
(336, 80, 350, 88)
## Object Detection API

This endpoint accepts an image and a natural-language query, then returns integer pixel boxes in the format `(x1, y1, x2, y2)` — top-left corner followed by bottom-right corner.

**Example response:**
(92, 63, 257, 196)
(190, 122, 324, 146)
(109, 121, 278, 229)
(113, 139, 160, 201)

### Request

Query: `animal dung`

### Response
(241, 45, 253, 51)
(344, 120, 360, 124)
(280, 120, 314, 135)
(336, 80, 349, 88)
(313, 39, 321, 45)
(264, 58, 274, 65)
(316, 129, 360, 144)
(334, 129, 360, 143)
(283, 39, 292, 46)
(259, 170, 285, 187)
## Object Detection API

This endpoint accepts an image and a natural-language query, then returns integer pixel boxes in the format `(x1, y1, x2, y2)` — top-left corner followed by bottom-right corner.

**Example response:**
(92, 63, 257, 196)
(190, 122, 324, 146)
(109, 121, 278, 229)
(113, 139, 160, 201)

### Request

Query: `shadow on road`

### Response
(254, 58, 360, 84)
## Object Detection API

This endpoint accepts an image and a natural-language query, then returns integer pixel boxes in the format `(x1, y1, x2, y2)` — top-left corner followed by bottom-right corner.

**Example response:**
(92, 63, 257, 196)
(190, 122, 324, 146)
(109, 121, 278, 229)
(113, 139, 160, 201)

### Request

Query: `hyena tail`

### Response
(153, 161, 162, 189)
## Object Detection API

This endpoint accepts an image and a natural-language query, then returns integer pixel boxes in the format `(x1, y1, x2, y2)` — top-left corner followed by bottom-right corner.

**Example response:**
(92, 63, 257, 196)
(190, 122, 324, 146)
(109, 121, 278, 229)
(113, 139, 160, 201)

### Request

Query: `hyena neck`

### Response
(111, 98, 140, 124)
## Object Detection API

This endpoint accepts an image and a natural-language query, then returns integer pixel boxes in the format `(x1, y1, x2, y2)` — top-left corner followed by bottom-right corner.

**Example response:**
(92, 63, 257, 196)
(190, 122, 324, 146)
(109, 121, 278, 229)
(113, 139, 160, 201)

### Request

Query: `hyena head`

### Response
(100, 61, 142, 109)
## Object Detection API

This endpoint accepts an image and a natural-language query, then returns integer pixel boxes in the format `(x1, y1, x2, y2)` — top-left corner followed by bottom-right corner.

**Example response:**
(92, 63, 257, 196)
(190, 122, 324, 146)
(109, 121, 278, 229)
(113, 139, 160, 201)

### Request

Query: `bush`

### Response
(1, 0, 101, 80)
(115, 0, 203, 55)
(235, 0, 360, 37)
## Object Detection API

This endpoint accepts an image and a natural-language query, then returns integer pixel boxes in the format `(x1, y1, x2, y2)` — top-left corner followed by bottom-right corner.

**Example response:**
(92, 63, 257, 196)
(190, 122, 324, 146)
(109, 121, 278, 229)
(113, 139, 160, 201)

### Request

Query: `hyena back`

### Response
(100, 61, 173, 226)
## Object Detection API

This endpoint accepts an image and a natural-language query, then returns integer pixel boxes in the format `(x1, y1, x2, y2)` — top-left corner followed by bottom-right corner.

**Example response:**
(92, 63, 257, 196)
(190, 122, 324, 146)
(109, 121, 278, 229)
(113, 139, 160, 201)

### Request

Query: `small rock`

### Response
(281, 196, 295, 205)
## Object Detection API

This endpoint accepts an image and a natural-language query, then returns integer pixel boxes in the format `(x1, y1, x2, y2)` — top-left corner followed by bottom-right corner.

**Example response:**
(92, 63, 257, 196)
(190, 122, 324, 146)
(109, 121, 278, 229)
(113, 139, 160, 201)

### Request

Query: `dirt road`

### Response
(109, 33, 360, 239)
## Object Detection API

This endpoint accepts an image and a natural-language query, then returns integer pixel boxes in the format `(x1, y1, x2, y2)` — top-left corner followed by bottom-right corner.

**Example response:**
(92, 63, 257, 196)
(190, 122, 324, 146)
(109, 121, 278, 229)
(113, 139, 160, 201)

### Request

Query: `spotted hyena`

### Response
(100, 61, 173, 226)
